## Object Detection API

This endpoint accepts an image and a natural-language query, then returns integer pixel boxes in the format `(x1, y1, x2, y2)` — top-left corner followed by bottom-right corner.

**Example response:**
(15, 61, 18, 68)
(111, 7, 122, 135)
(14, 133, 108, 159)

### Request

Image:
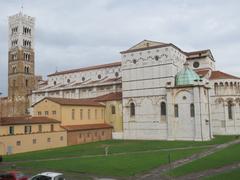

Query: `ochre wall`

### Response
(67, 128, 112, 146)
(0, 131, 67, 155)
(60, 105, 105, 126)
(0, 123, 64, 136)
(104, 100, 123, 132)
(33, 99, 61, 120)
(33, 99, 106, 126)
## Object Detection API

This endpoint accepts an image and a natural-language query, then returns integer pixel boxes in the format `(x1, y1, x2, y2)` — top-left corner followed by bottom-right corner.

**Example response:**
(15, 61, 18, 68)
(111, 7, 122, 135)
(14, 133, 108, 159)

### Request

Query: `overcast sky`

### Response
(0, 0, 240, 96)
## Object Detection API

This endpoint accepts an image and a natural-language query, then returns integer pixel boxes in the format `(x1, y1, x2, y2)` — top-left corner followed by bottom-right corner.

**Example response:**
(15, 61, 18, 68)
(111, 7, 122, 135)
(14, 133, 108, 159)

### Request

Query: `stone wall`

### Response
(67, 128, 112, 146)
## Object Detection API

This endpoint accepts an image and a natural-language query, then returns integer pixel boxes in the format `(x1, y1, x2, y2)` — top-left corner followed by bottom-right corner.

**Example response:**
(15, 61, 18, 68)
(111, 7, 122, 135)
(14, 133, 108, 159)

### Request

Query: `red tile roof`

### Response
(0, 116, 60, 126)
(62, 123, 113, 131)
(195, 69, 210, 78)
(95, 92, 122, 102)
(210, 71, 240, 80)
(33, 97, 105, 107)
(48, 62, 121, 77)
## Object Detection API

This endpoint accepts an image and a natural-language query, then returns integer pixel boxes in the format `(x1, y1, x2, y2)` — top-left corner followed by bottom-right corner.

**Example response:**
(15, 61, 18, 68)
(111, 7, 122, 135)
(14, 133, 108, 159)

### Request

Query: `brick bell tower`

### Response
(8, 12, 36, 116)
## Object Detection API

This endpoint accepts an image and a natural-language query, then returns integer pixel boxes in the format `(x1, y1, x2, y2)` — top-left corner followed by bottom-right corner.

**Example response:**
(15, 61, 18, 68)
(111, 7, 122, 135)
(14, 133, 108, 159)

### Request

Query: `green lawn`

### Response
(204, 168, 240, 180)
(167, 142, 240, 177)
(4, 135, 236, 162)
(2, 136, 237, 177)
(15, 147, 207, 177)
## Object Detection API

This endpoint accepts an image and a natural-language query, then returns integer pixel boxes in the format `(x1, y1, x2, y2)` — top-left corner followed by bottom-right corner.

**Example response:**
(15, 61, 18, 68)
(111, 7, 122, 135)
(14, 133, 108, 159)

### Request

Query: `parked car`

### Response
(0, 171, 28, 180)
(28, 172, 65, 180)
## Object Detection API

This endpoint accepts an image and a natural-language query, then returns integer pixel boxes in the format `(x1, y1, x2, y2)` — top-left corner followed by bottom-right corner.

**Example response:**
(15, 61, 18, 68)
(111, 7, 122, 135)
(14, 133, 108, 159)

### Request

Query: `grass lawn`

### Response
(15, 147, 207, 177)
(204, 168, 240, 180)
(167, 142, 240, 177)
(4, 135, 236, 162)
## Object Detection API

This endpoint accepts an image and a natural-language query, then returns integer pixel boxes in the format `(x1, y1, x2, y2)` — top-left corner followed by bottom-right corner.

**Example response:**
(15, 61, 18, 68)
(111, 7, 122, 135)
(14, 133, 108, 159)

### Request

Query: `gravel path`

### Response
(136, 139, 240, 180)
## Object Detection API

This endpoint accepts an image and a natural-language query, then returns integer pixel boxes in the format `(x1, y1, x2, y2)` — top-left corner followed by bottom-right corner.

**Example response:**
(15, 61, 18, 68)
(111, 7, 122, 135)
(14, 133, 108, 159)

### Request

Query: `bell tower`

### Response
(8, 12, 36, 115)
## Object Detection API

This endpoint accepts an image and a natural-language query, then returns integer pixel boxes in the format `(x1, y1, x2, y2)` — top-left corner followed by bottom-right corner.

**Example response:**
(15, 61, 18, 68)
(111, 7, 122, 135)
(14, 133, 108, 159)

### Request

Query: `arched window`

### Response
(214, 83, 218, 94)
(67, 79, 70, 83)
(25, 79, 28, 87)
(111, 105, 116, 114)
(174, 104, 179, 118)
(228, 101, 233, 119)
(54, 81, 57, 86)
(190, 103, 195, 117)
(130, 102, 135, 117)
(161, 102, 166, 116)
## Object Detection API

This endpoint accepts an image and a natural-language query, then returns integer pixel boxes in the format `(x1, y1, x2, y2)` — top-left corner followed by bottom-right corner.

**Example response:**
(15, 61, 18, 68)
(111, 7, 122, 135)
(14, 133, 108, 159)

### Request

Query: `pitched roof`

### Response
(0, 116, 60, 126)
(33, 97, 105, 107)
(120, 43, 172, 54)
(62, 123, 113, 131)
(48, 61, 121, 77)
(127, 40, 168, 51)
(186, 49, 215, 61)
(95, 92, 122, 102)
(186, 49, 210, 56)
(210, 71, 240, 80)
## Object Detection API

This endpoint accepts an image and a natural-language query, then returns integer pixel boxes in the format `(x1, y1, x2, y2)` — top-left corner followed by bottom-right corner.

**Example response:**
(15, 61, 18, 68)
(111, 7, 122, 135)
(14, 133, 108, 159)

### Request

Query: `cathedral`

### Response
(1, 12, 240, 143)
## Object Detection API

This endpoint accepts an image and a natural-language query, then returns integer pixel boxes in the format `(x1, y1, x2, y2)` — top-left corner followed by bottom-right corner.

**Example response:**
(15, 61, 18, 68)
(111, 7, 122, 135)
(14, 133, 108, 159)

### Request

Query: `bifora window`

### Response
(24, 126, 32, 134)
(9, 126, 14, 135)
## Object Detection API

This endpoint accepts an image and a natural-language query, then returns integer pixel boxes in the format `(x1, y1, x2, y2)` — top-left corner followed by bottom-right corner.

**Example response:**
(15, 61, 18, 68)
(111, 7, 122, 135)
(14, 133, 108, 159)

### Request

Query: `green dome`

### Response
(175, 63, 201, 86)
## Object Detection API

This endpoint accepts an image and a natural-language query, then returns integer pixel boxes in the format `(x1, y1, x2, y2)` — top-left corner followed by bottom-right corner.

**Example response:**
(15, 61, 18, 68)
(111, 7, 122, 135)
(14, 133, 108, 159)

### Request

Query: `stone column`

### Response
(166, 88, 174, 140)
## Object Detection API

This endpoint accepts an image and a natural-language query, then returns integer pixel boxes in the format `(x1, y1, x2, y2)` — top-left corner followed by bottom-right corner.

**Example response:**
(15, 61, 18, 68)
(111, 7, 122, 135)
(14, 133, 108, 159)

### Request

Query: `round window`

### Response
(193, 61, 200, 68)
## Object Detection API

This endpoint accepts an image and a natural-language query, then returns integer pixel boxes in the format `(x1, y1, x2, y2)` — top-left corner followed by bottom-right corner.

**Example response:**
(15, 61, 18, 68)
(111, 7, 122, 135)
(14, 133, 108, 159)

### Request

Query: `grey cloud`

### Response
(1, 0, 240, 96)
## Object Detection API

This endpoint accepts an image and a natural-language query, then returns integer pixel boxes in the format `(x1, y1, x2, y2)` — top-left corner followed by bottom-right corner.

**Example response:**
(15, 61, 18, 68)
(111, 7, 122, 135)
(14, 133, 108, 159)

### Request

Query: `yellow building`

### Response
(0, 116, 67, 155)
(32, 97, 113, 145)
(95, 92, 123, 133)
